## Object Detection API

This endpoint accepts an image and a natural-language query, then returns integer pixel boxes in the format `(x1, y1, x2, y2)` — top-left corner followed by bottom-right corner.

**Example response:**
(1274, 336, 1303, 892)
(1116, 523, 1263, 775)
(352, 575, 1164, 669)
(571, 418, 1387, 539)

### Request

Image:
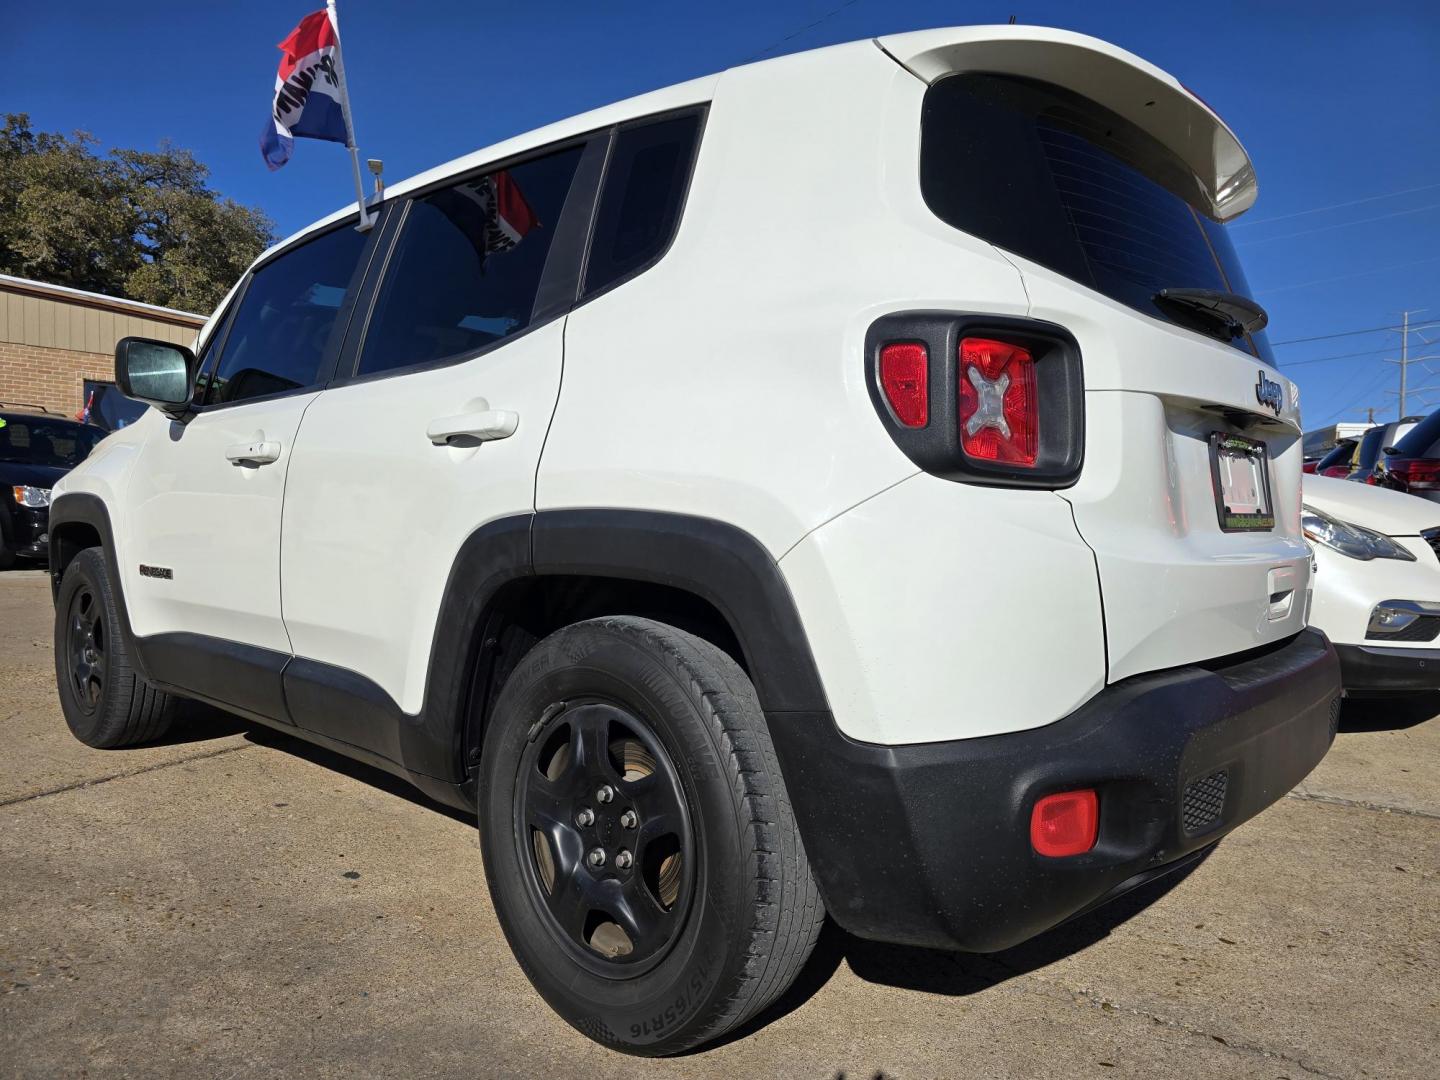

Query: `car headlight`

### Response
(11, 485, 52, 509)
(1301, 505, 1416, 561)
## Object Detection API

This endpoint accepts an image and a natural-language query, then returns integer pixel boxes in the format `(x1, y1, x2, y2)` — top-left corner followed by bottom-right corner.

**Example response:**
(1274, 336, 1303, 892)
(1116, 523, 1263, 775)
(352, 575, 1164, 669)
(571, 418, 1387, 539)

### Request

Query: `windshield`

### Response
(920, 74, 1272, 363)
(0, 416, 105, 467)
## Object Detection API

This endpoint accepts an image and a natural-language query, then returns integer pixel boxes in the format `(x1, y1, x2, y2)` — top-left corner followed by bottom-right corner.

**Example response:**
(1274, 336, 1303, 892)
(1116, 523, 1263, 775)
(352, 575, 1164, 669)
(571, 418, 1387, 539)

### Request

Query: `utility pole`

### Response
(1400, 310, 1409, 416)
(1383, 310, 1438, 420)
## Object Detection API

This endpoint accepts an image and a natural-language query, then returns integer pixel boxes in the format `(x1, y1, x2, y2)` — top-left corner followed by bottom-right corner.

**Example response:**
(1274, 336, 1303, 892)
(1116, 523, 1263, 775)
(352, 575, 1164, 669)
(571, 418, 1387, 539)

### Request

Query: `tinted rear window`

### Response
(920, 74, 1272, 363)
(1394, 411, 1440, 459)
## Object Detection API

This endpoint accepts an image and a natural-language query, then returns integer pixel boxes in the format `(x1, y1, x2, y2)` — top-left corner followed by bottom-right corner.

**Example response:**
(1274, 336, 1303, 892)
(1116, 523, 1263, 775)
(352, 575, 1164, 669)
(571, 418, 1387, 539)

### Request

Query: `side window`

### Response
(207, 223, 369, 405)
(356, 145, 585, 377)
(583, 113, 701, 296)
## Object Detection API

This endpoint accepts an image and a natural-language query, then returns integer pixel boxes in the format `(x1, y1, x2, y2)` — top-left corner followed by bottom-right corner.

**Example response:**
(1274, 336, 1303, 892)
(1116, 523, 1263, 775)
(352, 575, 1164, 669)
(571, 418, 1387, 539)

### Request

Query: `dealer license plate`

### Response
(1209, 432, 1275, 533)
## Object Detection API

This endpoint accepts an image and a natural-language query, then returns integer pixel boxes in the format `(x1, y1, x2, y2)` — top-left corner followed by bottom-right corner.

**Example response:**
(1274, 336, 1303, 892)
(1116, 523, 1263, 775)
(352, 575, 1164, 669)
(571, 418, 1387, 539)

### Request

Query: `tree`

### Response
(0, 114, 274, 313)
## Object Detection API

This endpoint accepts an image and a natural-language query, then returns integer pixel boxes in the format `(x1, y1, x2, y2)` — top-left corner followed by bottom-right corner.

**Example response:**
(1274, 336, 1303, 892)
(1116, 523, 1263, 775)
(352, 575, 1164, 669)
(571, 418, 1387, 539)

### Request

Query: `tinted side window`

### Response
(208, 224, 369, 405)
(356, 146, 584, 377)
(584, 114, 701, 296)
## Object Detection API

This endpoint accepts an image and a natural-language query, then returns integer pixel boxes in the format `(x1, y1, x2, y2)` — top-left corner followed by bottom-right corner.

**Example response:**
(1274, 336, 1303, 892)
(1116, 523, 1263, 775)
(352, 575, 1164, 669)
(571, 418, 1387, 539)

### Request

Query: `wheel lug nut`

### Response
(596, 785, 615, 804)
(587, 847, 606, 868)
(575, 808, 595, 827)
(620, 810, 638, 829)
(615, 850, 633, 870)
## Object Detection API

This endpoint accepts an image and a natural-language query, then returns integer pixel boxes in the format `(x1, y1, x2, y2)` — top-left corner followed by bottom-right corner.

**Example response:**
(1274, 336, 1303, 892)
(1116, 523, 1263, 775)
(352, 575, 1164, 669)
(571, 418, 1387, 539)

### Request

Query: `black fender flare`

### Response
(529, 509, 829, 714)
(46, 493, 151, 673)
(394, 509, 833, 779)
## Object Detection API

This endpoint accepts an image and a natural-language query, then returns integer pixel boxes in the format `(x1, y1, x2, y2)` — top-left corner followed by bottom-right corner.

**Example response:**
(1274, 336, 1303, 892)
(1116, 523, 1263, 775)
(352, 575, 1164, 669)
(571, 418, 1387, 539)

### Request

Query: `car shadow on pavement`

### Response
(170, 705, 1205, 1053)
(1338, 694, 1440, 733)
(236, 723, 477, 826)
(700, 847, 1209, 1052)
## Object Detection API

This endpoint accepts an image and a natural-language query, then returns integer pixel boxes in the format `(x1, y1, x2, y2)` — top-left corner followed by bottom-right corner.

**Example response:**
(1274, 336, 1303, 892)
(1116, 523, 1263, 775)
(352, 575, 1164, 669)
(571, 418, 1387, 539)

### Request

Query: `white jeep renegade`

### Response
(49, 26, 1341, 1055)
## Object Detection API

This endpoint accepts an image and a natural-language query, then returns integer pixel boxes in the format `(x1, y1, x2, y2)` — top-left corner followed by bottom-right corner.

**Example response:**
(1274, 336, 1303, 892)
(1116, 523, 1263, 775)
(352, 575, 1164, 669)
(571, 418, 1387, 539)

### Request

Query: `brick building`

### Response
(0, 274, 204, 428)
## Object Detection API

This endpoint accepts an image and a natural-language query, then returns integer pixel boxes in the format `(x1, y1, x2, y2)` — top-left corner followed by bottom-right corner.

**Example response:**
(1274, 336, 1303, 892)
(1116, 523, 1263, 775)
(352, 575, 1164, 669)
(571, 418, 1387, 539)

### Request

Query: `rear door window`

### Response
(356, 145, 585, 377)
(206, 222, 370, 406)
(920, 74, 1272, 363)
(583, 113, 702, 297)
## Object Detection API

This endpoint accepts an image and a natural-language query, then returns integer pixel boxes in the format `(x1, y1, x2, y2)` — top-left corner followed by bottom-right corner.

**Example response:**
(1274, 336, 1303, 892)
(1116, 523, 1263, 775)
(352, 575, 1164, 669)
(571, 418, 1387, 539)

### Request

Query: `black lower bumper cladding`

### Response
(768, 629, 1341, 953)
(1336, 643, 1440, 697)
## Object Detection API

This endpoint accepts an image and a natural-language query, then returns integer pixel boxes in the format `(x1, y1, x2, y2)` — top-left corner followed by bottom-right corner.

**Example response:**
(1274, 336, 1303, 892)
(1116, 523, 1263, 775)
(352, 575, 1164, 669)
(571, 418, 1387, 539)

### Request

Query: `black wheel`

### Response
(54, 547, 176, 748)
(0, 529, 14, 571)
(479, 616, 824, 1055)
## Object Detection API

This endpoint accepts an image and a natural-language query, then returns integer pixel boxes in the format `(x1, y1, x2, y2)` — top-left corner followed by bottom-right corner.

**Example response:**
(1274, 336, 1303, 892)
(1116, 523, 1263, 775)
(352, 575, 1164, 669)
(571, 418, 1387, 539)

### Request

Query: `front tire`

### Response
(479, 616, 824, 1055)
(54, 547, 176, 748)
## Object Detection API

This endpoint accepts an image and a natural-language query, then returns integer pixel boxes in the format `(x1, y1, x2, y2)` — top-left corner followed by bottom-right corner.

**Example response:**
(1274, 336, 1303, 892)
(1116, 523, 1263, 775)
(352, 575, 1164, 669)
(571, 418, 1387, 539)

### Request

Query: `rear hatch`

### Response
(885, 26, 1311, 681)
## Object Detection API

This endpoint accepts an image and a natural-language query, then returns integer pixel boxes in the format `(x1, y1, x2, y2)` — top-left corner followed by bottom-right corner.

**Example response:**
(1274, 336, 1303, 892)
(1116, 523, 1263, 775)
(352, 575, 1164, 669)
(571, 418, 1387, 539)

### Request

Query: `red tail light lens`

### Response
(1389, 458, 1440, 491)
(1030, 789, 1099, 857)
(1302, 462, 1318, 475)
(879, 342, 929, 428)
(1320, 466, 1350, 478)
(958, 337, 1037, 467)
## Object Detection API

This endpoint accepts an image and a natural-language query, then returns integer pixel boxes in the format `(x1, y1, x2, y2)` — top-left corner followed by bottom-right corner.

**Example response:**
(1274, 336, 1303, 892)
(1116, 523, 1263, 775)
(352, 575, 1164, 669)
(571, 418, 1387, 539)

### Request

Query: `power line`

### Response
(743, 0, 867, 62)
(1236, 202, 1440, 246)
(1232, 181, 1440, 228)
(1259, 253, 1440, 296)
(1277, 343, 1416, 368)
(1271, 320, 1440, 346)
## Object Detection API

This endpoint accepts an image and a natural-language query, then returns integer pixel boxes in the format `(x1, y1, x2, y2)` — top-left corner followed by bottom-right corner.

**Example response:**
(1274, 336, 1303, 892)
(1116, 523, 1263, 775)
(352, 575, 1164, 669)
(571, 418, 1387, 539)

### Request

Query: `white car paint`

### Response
(56, 24, 1308, 747)
(1304, 475, 1440, 654)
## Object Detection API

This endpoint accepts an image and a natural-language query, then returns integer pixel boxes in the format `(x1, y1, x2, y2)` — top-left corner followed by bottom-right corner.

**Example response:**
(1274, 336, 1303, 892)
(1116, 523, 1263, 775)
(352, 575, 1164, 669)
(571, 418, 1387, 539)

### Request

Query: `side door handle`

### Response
(225, 440, 283, 465)
(426, 409, 519, 445)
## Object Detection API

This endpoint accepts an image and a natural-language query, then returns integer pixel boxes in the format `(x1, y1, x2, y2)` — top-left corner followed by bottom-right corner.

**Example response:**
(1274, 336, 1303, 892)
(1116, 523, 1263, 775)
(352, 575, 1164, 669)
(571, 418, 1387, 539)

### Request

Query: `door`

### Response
(122, 217, 377, 713)
(278, 139, 599, 763)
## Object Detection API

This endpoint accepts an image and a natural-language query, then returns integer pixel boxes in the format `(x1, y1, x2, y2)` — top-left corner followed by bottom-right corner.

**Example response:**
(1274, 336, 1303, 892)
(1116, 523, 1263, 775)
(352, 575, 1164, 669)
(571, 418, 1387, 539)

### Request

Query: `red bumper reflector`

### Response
(1030, 789, 1099, 857)
(879, 342, 929, 428)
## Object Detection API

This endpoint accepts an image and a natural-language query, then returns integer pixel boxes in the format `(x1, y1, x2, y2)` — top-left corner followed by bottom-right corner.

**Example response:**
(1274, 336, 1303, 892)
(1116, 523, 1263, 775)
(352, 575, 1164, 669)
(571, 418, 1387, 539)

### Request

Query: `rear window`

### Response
(920, 74, 1272, 363)
(1394, 412, 1440, 459)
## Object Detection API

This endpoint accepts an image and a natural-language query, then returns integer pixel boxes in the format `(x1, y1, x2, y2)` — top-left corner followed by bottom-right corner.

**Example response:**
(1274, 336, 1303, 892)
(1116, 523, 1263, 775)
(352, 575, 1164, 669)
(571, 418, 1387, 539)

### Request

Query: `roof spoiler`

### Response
(877, 26, 1257, 221)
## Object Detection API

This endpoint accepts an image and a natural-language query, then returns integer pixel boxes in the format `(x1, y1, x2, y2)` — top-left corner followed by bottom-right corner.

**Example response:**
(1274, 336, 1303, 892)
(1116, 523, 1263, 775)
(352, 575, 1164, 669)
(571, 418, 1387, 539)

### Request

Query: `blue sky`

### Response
(4, 1, 1438, 430)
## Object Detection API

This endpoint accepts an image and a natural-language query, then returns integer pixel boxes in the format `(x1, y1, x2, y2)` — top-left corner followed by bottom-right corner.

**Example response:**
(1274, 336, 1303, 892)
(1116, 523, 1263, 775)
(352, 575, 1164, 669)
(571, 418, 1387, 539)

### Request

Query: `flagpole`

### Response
(325, 0, 375, 230)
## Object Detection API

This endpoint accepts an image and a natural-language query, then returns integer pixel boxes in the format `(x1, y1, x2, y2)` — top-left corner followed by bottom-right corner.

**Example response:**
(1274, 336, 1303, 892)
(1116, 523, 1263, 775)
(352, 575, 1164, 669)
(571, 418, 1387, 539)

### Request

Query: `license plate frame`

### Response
(1208, 431, 1276, 533)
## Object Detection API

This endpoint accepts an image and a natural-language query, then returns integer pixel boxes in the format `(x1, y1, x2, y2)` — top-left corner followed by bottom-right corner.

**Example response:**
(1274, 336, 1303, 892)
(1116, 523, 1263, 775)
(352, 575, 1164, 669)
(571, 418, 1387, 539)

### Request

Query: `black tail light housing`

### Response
(865, 312, 1084, 488)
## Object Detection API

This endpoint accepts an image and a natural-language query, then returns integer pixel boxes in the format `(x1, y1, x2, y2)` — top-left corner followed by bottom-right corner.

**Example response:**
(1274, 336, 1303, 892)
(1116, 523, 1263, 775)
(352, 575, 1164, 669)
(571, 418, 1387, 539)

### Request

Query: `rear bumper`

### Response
(770, 628, 1341, 952)
(1335, 643, 1440, 697)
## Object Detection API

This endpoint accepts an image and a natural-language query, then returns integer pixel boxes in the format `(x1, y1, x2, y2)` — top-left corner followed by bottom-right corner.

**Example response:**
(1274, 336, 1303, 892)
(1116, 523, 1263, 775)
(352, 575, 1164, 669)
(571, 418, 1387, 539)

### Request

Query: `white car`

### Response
(1304, 475, 1440, 696)
(46, 25, 1340, 1054)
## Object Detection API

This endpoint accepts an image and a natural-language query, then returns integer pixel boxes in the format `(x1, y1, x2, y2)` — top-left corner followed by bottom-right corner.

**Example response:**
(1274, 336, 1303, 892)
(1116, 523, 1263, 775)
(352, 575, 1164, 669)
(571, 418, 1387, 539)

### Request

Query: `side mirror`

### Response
(115, 337, 196, 421)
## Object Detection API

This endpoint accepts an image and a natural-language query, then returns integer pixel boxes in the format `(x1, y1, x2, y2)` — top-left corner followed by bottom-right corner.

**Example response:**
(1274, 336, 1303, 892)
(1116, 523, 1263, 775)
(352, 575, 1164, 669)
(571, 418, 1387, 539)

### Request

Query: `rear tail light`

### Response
(1320, 466, 1350, 478)
(1302, 462, 1318, 475)
(958, 337, 1037, 467)
(1388, 458, 1440, 492)
(1030, 789, 1099, 857)
(866, 314, 1083, 489)
(878, 343, 929, 428)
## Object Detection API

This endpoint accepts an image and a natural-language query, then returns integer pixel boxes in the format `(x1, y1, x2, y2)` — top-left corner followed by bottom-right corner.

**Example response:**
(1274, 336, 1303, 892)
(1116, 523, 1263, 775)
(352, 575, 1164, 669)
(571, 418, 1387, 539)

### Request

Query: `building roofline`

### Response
(0, 273, 206, 326)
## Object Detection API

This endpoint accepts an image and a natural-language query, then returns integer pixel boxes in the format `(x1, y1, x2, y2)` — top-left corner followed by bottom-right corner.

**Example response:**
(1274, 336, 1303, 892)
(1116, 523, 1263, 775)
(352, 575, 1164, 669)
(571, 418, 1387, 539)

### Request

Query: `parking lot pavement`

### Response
(2, 568, 1437, 1080)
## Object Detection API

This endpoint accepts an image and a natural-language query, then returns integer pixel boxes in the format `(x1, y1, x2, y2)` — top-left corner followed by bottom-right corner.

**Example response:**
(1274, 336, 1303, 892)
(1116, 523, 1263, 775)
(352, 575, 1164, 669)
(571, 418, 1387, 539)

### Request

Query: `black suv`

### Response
(0, 406, 106, 568)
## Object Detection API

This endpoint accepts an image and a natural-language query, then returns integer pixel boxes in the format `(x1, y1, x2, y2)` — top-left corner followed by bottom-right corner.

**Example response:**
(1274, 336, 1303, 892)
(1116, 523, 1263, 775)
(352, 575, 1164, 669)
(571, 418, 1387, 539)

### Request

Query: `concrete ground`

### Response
(1, 568, 1436, 1080)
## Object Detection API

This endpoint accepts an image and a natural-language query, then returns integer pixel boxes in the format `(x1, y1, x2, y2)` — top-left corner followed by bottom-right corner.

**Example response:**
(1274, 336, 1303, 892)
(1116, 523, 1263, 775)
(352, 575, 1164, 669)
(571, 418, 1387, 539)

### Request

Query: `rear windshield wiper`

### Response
(1153, 288, 1269, 342)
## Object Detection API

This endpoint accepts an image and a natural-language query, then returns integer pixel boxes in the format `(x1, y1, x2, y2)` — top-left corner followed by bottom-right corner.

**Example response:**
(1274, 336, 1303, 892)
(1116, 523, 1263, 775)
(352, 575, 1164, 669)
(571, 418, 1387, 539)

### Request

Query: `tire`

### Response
(54, 547, 177, 748)
(479, 616, 824, 1055)
(0, 528, 14, 571)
